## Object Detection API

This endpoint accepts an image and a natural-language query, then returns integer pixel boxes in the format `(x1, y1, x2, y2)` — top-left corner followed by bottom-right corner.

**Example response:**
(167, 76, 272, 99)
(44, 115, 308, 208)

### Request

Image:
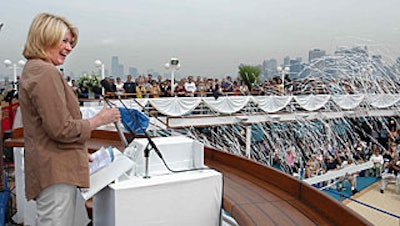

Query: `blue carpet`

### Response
(321, 176, 380, 201)
(0, 174, 9, 226)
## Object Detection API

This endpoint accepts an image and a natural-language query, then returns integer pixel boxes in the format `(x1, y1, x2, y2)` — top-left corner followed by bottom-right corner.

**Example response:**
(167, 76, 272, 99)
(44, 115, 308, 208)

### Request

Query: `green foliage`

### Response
(238, 65, 261, 89)
(77, 73, 100, 92)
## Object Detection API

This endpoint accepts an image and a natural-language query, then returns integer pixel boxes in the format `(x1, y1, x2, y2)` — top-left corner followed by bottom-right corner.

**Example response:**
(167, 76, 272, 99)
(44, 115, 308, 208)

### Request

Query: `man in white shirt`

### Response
(184, 75, 197, 96)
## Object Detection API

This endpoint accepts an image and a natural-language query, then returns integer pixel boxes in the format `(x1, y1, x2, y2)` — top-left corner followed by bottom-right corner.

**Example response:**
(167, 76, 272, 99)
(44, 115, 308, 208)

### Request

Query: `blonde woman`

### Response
(19, 13, 120, 225)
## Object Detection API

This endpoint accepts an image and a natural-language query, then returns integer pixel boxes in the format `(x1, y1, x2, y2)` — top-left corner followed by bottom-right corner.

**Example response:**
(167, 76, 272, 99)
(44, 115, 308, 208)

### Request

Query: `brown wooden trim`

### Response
(205, 147, 372, 226)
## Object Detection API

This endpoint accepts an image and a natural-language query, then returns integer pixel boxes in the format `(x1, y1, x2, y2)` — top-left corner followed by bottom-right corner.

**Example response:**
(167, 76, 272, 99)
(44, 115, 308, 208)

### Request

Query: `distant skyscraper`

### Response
(111, 56, 119, 77)
(289, 59, 303, 79)
(118, 64, 124, 77)
(262, 59, 278, 79)
(309, 49, 326, 63)
(284, 56, 290, 67)
(128, 67, 138, 78)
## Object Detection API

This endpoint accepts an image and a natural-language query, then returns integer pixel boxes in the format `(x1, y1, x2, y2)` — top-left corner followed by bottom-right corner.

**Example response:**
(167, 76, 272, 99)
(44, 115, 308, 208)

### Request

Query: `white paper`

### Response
(89, 146, 114, 175)
(80, 148, 134, 200)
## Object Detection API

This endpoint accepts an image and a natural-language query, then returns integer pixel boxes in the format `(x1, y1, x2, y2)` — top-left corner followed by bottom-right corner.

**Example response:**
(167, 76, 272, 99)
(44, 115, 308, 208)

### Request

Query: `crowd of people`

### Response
(270, 123, 400, 195)
(66, 70, 400, 100)
(65, 72, 400, 196)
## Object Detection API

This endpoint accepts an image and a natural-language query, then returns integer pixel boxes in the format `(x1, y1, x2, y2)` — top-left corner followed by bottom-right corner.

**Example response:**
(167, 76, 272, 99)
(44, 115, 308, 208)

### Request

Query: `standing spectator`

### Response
(174, 79, 186, 97)
(101, 77, 116, 93)
(65, 75, 72, 86)
(184, 75, 197, 96)
(71, 79, 81, 96)
(19, 12, 120, 225)
(221, 76, 233, 93)
(164, 79, 172, 97)
(135, 77, 147, 98)
(115, 76, 125, 93)
(123, 74, 136, 95)
(232, 81, 240, 95)
(196, 77, 207, 95)
(378, 125, 388, 149)
(380, 155, 400, 193)
(239, 80, 250, 95)
(149, 80, 161, 98)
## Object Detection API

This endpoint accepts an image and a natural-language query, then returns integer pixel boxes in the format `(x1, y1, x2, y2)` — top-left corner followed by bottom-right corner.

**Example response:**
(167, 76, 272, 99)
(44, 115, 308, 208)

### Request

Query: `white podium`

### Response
(125, 136, 204, 177)
(93, 170, 223, 226)
(93, 136, 223, 226)
(12, 136, 223, 226)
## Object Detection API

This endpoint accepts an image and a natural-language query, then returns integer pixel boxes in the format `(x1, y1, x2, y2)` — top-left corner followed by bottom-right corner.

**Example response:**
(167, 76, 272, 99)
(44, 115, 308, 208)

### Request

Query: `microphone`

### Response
(102, 96, 129, 148)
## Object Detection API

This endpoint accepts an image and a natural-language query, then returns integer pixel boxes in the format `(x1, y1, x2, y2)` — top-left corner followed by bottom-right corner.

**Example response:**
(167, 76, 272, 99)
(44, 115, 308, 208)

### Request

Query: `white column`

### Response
(171, 69, 175, 95)
(245, 126, 252, 158)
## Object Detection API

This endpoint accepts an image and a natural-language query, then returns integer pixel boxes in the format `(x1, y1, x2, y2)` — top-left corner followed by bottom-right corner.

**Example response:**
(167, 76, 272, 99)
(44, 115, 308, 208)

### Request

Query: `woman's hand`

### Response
(88, 105, 121, 130)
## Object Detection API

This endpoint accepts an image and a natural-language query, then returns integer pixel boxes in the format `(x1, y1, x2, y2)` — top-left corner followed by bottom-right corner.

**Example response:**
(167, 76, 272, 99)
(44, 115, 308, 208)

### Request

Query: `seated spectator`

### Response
(305, 154, 322, 178)
(380, 155, 400, 193)
(370, 145, 384, 177)
(285, 147, 296, 175)
(325, 155, 341, 172)
(337, 158, 359, 194)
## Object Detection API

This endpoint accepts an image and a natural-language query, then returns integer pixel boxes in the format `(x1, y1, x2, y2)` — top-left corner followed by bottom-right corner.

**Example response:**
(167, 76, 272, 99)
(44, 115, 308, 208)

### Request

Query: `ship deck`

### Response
(5, 129, 373, 226)
(203, 146, 371, 226)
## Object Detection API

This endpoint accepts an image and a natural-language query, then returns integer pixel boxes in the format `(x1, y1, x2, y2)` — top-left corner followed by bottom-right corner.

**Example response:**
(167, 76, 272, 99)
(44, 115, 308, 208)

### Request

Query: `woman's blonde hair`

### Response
(23, 13, 78, 60)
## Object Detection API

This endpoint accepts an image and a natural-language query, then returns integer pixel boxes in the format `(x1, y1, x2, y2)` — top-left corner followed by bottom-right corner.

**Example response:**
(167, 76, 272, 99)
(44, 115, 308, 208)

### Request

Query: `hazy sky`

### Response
(1, 0, 399, 79)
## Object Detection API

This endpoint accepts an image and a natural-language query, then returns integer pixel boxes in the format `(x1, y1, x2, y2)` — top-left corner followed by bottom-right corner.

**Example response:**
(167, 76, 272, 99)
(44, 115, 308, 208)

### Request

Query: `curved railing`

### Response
(4, 129, 373, 225)
(80, 94, 400, 118)
(204, 146, 372, 225)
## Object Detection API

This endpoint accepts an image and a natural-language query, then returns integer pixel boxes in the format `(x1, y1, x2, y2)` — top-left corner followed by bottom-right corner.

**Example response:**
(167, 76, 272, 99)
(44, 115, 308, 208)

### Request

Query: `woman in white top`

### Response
(115, 76, 125, 93)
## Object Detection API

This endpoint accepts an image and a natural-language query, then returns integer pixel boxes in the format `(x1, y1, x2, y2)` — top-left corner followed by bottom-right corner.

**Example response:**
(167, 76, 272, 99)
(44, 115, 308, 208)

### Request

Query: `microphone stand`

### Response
(114, 95, 164, 179)
(102, 96, 129, 148)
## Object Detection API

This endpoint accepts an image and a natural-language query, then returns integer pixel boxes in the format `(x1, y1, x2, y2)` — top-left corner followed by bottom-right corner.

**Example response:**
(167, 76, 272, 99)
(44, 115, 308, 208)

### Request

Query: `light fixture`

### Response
(95, 60, 105, 95)
(4, 59, 25, 89)
(164, 57, 181, 96)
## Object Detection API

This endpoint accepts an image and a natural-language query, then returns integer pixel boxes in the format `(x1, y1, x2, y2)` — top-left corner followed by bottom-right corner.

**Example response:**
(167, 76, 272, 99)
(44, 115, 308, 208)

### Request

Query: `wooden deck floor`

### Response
(344, 181, 400, 226)
(204, 147, 372, 226)
(206, 159, 333, 226)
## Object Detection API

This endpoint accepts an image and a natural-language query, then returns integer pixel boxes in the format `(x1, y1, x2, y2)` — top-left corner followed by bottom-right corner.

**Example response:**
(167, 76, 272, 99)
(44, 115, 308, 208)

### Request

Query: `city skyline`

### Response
(1, 0, 400, 80)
